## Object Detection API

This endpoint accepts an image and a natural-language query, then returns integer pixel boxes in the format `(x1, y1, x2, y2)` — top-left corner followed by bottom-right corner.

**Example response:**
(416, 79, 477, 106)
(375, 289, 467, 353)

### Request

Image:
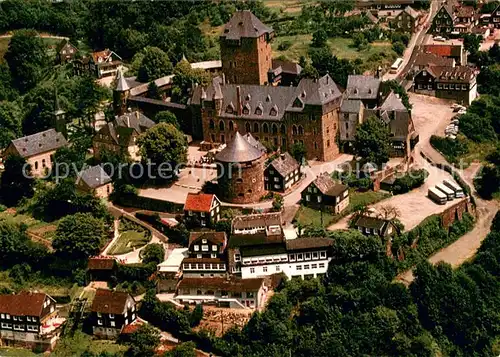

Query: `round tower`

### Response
(215, 132, 265, 204)
(113, 68, 130, 116)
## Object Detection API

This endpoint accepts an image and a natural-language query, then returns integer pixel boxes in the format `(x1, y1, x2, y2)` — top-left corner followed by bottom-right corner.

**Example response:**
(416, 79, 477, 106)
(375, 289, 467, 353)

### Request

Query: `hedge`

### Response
(114, 193, 184, 213)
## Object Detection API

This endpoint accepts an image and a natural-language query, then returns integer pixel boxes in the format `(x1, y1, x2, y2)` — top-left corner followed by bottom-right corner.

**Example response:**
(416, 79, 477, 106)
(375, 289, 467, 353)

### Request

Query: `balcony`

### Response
(40, 317, 66, 337)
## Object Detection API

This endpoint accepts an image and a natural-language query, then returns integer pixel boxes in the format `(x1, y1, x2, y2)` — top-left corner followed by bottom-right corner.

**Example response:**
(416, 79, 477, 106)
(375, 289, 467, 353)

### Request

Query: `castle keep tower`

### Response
(113, 68, 130, 116)
(215, 131, 265, 204)
(220, 10, 274, 85)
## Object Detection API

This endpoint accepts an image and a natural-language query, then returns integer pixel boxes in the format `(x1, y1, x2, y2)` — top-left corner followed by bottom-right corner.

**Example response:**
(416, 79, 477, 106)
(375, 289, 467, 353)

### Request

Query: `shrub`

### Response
(278, 40, 293, 51)
(430, 135, 469, 163)
(392, 169, 428, 194)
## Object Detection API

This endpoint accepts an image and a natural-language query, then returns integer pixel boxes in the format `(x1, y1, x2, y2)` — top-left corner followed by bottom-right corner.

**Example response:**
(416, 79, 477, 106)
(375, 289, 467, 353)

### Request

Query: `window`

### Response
(194, 245, 199, 251)
(5, 314, 9, 320)
(13, 316, 17, 321)
(250, 267, 255, 274)
(304, 264, 310, 270)
(305, 253, 311, 260)
(317, 196, 322, 203)
(209, 119, 215, 129)
(297, 253, 303, 261)
(263, 267, 268, 273)
(109, 314, 114, 319)
(289, 254, 296, 261)
(305, 194, 310, 202)
(110, 321, 116, 327)
(263, 123, 269, 133)
(312, 252, 318, 259)
(320, 251, 326, 258)
(98, 319, 103, 326)
(319, 263, 325, 268)
(13, 324, 23, 331)
(1, 323, 11, 329)
(27, 325, 38, 332)
(296, 265, 302, 271)
(292, 125, 298, 135)
(235, 253, 241, 262)
(298, 126, 304, 135)
(274, 177, 279, 182)
(311, 264, 317, 269)
(229, 121, 234, 131)
(0, 314, 3, 319)
(212, 245, 217, 251)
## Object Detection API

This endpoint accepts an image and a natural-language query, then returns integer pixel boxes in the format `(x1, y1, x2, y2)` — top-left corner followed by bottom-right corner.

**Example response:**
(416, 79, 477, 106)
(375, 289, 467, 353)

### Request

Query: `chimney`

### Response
(280, 153, 285, 160)
(127, 114, 131, 128)
(222, 73, 226, 85)
(236, 86, 242, 116)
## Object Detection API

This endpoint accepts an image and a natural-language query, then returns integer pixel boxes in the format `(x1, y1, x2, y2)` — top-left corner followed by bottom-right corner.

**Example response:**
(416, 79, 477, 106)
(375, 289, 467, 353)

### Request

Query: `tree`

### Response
(0, 101, 22, 149)
(189, 304, 203, 327)
(171, 59, 210, 104)
(0, 154, 35, 206)
(148, 82, 162, 100)
(353, 117, 391, 167)
(52, 213, 107, 260)
(137, 46, 173, 83)
(291, 142, 307, 164)
(311, 29, 327, 48)
(126, 324, 161, 357)
(73, 75, 109, 128)
(141, 243, 165, 265)
(137, 123, 187, 169)
(163, 342, 197, 357)
(309, 47, 359, 87)
(5, 29, 48, 93)
(272, 194, 284, 212)
(459, 112, 497, 142)
(377, 205, 401, 221)
(463, 33, 482, 55)
(155, 111, 179, 128)
(392, 41, 405, 56)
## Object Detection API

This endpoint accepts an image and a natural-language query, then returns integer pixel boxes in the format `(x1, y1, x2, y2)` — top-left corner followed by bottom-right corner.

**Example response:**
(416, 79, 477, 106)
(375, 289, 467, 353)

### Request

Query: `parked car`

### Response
(434, 36, 446, 42)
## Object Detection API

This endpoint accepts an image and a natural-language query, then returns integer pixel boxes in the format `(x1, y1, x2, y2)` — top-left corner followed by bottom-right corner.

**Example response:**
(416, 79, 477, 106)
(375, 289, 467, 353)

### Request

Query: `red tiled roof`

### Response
(91, 289, 134, 315)
(423, 44, 462, 58)
(0, 291, 49, 317)
(91, 49, 112, 63)
(88, 257, 116, 270)
(184, 193, 215, 212)
(121, 318, 145, 334)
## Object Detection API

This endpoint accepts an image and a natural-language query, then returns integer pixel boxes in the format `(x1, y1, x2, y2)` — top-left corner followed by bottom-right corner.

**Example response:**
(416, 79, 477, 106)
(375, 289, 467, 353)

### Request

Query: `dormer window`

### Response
(270, 105, 278, 116)
(354, 88, 358, 94)
(245, 94, 251, 101)
(301, 91, 306, 98)
(266, 94, 271, 102)
(292, 97, 304, 108)
(225, 103, 235, 114)
(243, 103, 250, 115)
(255, 104, 263, 115)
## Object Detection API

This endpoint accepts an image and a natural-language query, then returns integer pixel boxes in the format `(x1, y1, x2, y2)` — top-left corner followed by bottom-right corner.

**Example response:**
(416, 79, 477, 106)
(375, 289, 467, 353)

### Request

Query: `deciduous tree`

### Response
(353, 117, 391, 167)
(137, 46, 173, 83)
(137, 123, 187, 169)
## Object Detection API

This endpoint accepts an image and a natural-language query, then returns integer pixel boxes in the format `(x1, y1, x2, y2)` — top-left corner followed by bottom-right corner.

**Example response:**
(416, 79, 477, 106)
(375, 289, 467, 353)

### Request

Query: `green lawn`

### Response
(0, 210, 54, 230)
(51, 331, 127, 357)
(0, 347, 41, 356)
(108, 230, 149, 255)
(349, 189, 390, 208)
(295, 205, 335, 228)
(272, 35, 397, 71)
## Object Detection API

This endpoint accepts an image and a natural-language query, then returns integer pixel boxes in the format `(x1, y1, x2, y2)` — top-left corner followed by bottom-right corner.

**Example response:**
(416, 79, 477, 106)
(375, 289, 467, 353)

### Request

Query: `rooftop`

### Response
(346, 75, 381, 100)
(10, 129, 68, 158)
(158, 248, 188, 273)
(77, 165, 112, 189)
(91, 289, 133, 315)
(178, 277, 265, 292)
(311, 173, 348, 197)
(88, 257, 115, 270)
(232, 212, 282, 231)
(286, 237, 334, 251)
(268, 152, 300, 178)
(188, 231, 227, 248)
(355, 215, 388, 230)
(184, 193, 216, 212)
(221, 10, 273, 41)
(215, 131, 264, 163)
(422, 44, 463, 58)
(0, 291, 52, 317)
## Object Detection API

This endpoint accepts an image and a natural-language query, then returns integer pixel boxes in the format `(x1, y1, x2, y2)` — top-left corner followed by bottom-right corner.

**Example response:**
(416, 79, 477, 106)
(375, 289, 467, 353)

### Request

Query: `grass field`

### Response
(0, 210, 54, 231)
(51, 331, 127, 357)
(295, 205, 335, 228)
(349, 190, 390, 208)
(0, 348, 41, 356)
(108, 230, 149, 255)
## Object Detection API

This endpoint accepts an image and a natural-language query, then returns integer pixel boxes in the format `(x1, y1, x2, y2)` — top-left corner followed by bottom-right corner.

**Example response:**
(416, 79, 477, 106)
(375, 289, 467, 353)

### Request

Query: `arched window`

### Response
(229, 121, 234, 131)
(253, 123, 259, 133)
(272, 124, 278, 134)
(262, 123, 269, 133)
(243, 104, 250, 115)
(225, 103, 234, 114)
(219, 120, 225, 131)
(298, 125, 304, 135)
(34, 161, 39, 170)
(245, 122, 251, 132)
(209, 119, 215, 130)
(292, 125, 298, 136)
(280, 124, 286, 134)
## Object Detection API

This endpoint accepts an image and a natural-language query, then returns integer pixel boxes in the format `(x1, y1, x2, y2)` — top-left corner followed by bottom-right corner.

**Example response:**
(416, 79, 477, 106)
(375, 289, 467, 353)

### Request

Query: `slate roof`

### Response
(188, 231, 227, 248)
(11, 129, 68, 158)
(340, 99, 364, 113)
(431, 65, 475, 83)
(412, 50, 455, 68)
(184, 193, 216, 212)
(88, 257, 115, 270)
(311, 173, 348, 197)
(286, 237, 334, 251)
(0, 291, 51, 317)
(243, 133, 267, 153)
(268, 153, 299, 178)
(232, 212, 282, 230)
(215, 131, 264, 163)
(77, 165, 112, 189)
(346, 75, 381, 100)
(380, 91, 407, 112)
(389, 111, 411, 140)
(115, 111, 155, 133)
(228, 232, 284, 248)
(191, 75, 341, 118)
(115, 68, 130, 92)
(270, 59, 303, 76)
(404, 6, 419, 19)
(91, 289, 133, 315)
(240, 243, 287, 257)
(178, 277, 264, 293)
(220, 10, 273, 40)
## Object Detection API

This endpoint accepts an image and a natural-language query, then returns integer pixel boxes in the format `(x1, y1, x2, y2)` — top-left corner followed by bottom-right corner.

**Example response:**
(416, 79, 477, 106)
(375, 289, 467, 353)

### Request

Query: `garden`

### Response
(107, 218, 152, 256)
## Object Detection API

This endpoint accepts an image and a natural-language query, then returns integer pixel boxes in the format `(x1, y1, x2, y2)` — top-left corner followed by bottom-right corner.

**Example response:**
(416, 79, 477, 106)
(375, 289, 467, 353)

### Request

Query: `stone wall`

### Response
(440, 197, 475, 228)
(217, 157, 266, 204)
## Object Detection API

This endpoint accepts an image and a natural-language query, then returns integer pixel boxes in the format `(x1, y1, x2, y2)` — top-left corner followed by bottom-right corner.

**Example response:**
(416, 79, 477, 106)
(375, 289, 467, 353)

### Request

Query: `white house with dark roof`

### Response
(3, 129, 68, 177)
(264, 152, 301, 193)
(300, 173, 350, 214)
(76, 165, 113, 199)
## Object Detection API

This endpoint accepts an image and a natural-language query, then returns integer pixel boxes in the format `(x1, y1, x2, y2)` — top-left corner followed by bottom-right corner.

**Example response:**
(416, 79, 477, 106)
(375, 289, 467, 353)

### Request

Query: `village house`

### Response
(339, 98, 364, 151)
(354, 215, 400, 238)
(0, 291, 65, 351)
(264, 152, 301, 193)
(90, 289, 137, 339)
(356, 0, 415, 18)
(157, 248, 188, 293)
(408, 50, 455, 73)
(3, 129, 68, 178)
(453, 5, 475, 34)
(183, 193, 221, 227)
(175, 276, 267, 309)
(73, 49, 122, 79)
(92, 110, 155, 161)
(422, 44, 467, 66)
(231, 212, 283, 235)
(489, 3, 500, 27)
(87, 257, 116, 283)
(301, 172, 350, 214)
(182, 232, 228, 278)
(76, 165, 113, 199)
(345, 75, 381, 109)
(413, 66, 477, 105)
(392, 6, 420, 32)
(431, 2, 455, 34)
(267, 59, 303, 86)
(56, 39, 78, 64)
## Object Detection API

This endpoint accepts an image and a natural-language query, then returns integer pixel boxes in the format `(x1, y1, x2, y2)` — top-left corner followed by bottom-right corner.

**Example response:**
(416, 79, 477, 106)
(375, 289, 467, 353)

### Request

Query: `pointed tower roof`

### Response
(220, 10, 273, 41)
(115, 68, 130, 92)
(215, 131, 264, 163)
(54, 87, 65, 116)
